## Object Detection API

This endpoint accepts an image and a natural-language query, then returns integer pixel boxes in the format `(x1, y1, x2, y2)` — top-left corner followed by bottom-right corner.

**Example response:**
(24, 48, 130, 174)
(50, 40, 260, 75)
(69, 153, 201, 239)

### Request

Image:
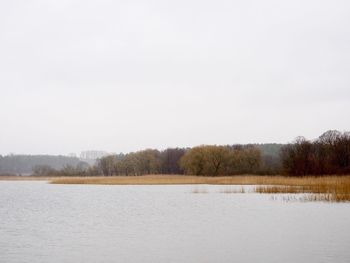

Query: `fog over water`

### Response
(0, 0, 349, 155)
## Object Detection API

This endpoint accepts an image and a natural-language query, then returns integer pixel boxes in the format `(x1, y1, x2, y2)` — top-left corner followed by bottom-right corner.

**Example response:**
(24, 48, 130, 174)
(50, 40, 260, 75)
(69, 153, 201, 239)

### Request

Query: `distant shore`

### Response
(0, 174, 349, 185)
(0, 176, 54, 181)
(1, 174, 279, 184)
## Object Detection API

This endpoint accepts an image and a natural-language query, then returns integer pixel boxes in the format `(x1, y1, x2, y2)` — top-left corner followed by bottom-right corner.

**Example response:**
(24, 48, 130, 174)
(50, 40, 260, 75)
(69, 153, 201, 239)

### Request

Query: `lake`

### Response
(0, 181, 349, 263)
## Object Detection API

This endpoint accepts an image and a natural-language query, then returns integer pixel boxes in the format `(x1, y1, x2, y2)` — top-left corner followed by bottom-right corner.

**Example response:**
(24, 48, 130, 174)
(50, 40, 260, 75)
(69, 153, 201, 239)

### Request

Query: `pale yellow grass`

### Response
(47, 174, 350, 187)
(2, 175, 350, 202)
(219, 187, 246, 194)
(49, 174, 350, 202)
(255, 176, 350, 202)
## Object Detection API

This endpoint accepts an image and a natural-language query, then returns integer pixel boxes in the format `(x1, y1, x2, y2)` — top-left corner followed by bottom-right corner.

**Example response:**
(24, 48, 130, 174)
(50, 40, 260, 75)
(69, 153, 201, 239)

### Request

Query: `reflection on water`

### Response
(0, 181, 349, 263)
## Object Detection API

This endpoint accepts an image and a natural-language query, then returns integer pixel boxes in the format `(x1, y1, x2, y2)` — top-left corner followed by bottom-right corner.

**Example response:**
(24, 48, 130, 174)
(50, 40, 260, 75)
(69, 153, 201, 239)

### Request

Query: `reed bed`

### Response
(255, 177, 350, 202)
(49, 175, 288, 185)
(219, 187, 246, 194)
(3, 174, 349, 202)
(51, 175, 350, 202)
(48, 174, 349, 187)
(255, 185, 307, 194)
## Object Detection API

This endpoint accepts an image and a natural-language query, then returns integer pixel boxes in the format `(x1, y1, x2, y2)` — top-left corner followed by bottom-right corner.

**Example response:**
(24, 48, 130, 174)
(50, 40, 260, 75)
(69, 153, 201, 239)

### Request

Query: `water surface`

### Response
(0, 181, 349, 263)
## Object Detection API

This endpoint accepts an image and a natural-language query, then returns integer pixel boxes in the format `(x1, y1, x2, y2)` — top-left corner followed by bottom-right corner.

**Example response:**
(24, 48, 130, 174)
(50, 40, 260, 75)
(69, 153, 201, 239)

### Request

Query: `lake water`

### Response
(0, 181, 349, 263)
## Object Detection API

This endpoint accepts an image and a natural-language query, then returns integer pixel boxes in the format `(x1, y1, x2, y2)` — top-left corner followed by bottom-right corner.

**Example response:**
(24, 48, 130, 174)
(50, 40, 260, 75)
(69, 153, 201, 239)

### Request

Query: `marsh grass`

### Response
(256, 178, 350, 202)
(219, 187, 246, 194)
(4, 174, 349, 202)
(256, 185, 307, 194)
(271, 194, 336, 203)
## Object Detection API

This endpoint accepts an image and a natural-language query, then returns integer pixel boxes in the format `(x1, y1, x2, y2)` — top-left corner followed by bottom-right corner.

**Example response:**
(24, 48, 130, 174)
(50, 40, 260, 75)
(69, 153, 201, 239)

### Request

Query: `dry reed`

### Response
(219, 187, 246, 194)
(53, 175, 350, 202)
(3, 174, 350, 202)
(255, 177, 350, 202)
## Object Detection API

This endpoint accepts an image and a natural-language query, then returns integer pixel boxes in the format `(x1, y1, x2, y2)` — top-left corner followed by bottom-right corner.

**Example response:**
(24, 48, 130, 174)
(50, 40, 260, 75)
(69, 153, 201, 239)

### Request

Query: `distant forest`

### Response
(0, 144, 283, 176)
(1, 130, 349, 176)
(0, 155, 87, 175)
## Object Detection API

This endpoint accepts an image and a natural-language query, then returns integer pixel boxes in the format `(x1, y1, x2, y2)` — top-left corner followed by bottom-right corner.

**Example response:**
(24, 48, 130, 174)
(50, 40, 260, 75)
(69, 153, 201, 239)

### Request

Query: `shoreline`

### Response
(0, 174, 348, 185)
(1, 175, 349, 202)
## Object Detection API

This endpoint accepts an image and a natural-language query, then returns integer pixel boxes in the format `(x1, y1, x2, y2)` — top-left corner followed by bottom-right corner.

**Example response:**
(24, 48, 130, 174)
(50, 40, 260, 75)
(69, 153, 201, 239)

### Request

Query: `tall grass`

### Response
(219, 187, 246, 194)
(48, 175, 350, 202)
(3, 174, 349, 202)
(255, 177, 350, 202)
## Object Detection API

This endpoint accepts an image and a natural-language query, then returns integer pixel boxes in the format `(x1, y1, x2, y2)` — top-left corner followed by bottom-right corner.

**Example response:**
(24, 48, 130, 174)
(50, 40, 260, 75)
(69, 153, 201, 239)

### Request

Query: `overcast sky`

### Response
(0, 0, 349, 155)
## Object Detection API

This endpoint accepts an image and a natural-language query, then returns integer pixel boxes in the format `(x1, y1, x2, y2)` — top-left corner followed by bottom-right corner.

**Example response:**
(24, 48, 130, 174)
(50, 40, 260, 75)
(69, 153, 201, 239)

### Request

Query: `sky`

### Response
(0, 0, 349, 155)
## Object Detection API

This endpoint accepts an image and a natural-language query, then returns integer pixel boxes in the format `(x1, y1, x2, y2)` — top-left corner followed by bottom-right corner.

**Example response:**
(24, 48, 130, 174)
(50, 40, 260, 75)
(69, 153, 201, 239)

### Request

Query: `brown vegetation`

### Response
(95, 149, 185, 176)
(180, 145, 261, 176)
(219, 187, 246, 194)
(92, 145, 263, 177)
(49, 175, 350, 202)
(2, 175, 349, 202)
(255, 176, 350, 202)
(281, 130, 350, 176)
(2, 130, 348, 178)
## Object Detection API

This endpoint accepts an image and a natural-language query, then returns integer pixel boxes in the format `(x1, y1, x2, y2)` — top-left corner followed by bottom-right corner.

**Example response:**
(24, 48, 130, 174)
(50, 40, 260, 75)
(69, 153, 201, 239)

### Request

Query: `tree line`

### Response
(82, 130, 350, 177)
(281, 130, 350, 176)
(96, 148, 186, 176)
(30, 145, 273, 176)
(25, 148, 187, 177)
(3, 130, 348, 177)
(92, 145, 270, 176)
(0, 155, 85, 175)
